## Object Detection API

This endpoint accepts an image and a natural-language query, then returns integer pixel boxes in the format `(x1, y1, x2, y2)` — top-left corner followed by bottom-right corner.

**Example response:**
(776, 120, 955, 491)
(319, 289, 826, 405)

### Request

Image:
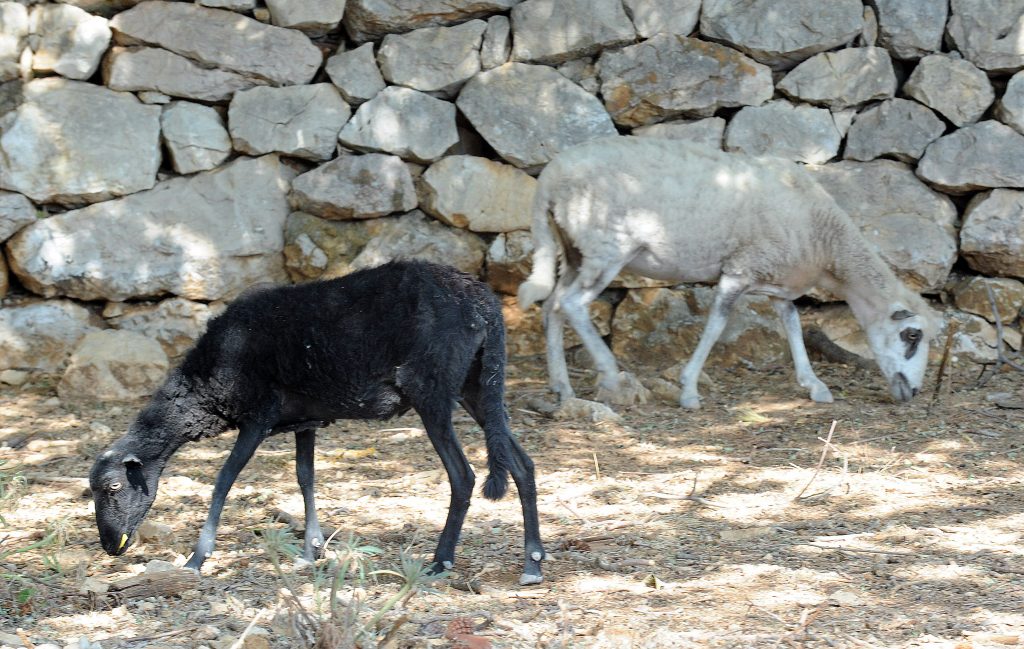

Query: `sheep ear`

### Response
(891, 309, 915, 321)
(122, 454, 143, 467)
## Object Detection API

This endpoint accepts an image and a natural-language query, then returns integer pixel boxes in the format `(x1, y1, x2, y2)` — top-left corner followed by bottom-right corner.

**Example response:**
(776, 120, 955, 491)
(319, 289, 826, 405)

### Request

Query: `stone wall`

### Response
(1, 0, 1022, 399)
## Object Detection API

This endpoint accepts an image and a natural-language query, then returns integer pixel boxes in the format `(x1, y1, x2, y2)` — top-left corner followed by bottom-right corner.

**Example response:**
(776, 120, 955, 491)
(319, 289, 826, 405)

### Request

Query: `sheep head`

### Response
(89, 438, 163, 557)
(863, 301, 936, 402)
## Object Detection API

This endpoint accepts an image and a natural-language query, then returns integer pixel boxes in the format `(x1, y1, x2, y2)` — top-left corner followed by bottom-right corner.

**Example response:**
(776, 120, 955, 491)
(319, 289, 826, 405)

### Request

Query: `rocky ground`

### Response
(1, 356, 1022, 649)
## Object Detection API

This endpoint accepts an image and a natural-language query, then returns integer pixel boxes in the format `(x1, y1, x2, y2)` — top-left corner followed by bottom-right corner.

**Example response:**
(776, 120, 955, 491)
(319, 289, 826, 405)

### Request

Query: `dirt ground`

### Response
(1, 355, 1022, 649)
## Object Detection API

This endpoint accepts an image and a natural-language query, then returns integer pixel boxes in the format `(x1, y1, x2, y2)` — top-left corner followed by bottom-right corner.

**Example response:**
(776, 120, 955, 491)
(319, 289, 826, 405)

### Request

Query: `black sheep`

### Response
(89, 260, 545, 585)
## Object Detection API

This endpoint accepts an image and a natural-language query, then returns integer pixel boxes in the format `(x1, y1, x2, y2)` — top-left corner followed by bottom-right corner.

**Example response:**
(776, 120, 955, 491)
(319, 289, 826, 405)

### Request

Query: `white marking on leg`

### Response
(531, 551, 542, 562)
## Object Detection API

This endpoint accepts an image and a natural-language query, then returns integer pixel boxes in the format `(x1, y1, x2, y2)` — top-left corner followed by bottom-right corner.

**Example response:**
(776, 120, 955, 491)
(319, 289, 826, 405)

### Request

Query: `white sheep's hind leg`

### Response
(680, 275, 748, 409)
(543, 286, 574, 402)
(771, 298, 833, 403)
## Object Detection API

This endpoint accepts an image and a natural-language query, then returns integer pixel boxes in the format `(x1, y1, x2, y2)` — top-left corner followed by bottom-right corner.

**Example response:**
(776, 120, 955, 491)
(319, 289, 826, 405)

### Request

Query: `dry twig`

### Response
(794, 420, 838, 501)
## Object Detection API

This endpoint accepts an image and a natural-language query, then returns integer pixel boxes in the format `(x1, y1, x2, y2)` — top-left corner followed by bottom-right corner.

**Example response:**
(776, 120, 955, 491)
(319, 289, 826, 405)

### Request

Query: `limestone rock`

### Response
(809, 160, 957, 292)
(0, 77, 160, 205)
(289, 152, 417, 220)
(58, 330, 168, 402)
(419, 155, 535, 232)
(349, 211, 487, 276)
(283, 211, 387, 281)
(611, 287, 787, 368)
(229, 84, 350, 161)
(198, 0, 256, 9)
(343, 0, 521, 42)
(104, 297, 225, 358)
(597, 34, 773, 126)
(265, 0, 345, 36)
(947, 0, 1024, 73)
(699, 0, 863, 69)
(844, 98, 945, 163)
(557, 57, 599, 95)
(995, 71, 1024, 136)
(28, 3, 110, 80)
(104, 46, 257, 102)
(960, 189, 1024, 278)
(136, 520, 175, 546)
(917, 121, 1024, 193)
(457, 62, 616, 169)
(339, 86, 458, 163)
(0, 190, 35, 241)
(724, 99, 841, 164)
(480, 15, 510, 70)
(944, 310, 1018, 365)
(110, 1, 321, 86)
(0, 300, 101, 372)
(510, 0, 634, 66)
(872, 0, 947, 60)
(622, 0, 700, 39)
(6, 155, 293, 301)
(633, 117, 726, 148)
(777, 47, 897, 109)
(486, 230, 532, 295)
(378, 20, 485, 96)
(502, 293, 613, 357)
(903, 54, 995, 127)
(160, 101, 231, 174)
(0, 3, 28, 82)
(325, 42, 385, 105)
(953, 276, 1024, 324)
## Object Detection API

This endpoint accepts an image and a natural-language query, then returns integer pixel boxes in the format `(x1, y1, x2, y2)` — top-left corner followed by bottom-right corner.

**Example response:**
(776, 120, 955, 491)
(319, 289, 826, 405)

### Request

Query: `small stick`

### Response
(228, 605, 275, 649)
(16, 630, 35, 649)
(930, 319, 958, 408)
(592, 452, 601, 481)
(794, 420, 838, 501)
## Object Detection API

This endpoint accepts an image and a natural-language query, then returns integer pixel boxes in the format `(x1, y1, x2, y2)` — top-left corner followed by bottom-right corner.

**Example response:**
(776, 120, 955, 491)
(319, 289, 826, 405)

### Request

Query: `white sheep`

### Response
(517, 137, 936, 409)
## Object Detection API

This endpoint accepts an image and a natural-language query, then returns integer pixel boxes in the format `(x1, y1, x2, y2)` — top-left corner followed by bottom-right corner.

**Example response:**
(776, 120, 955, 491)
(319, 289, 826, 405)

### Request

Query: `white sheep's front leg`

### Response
(680, 276, 748, 409)
(771, 298, 833, 403)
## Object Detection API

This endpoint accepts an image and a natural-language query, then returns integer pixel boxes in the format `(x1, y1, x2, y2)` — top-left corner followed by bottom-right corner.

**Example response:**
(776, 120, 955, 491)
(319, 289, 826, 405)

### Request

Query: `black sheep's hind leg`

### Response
(295, 427, 324, 561)
(418, 406, 475, 575)
(185, 422, 267, 571)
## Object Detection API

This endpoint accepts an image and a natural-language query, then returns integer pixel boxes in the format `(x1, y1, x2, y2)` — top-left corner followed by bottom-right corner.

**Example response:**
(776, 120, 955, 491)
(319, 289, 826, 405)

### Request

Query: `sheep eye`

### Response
(901, 329, 922, 343)
(109, 482, 122, 492)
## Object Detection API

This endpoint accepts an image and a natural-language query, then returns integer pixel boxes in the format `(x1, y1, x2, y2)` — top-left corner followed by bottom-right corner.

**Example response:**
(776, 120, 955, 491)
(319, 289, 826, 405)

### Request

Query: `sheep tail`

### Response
(480, 306, 513, 501)
(516, 183, 559, 310)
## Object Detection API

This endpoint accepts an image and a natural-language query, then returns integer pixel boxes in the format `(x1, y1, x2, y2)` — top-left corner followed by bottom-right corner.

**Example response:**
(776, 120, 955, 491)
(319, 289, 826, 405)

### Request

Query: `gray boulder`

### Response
(104, 46, 257, 102)
(378, 20, 485, 96)
(844, 98, 945, 162)
(0, 190, 35, 241)
(903, 54, 995, 127)
(480, 15, 510, 69)
(28, 3, 110, 80)
(58, 330, 168, 402)
(289, 152, 417, 220)
(105, 297, 225, 358)
(110, 1, 321, 86)
(0, 299, 101, 372)
(917, 121, 1024, 193)
(457, 62, 616, 169)
(339, 86, 458, 163)
(597, 34, 773, 126)
(947, 0, 1024, 72)
(229, 84, 350, 161)
(724, 100, 841, 163)
(419, 155, 536, 232)
(632, 117, 726, 148)
(872, 0, 946, 60)
(960, 189, 1024, 279)
(809, 160, 958, 292)
(348, 211, 487, 276)
(777, 47, 897, 109)
(160, 101, 231, 174)
(510, 0, 634, 65)
(343, 0, 521, 42)
(0, 3, 28, 82)
(995, 71, 1024, 136)
(621, 0, 700, 39)
(325, 42, 386, 104)
(6, 155, 293, 301)
(700, 0, 863, 69)
(265, 0, 346, 36)
(953, 276, 1024, 324)
(0, 77, 161, 205)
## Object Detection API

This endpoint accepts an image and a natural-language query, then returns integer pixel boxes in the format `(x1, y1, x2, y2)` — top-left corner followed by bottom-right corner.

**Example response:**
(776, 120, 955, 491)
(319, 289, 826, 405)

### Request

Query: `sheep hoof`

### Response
(680, 394, 701, 410)
(518, 572, 544, 586)
(809, 385, 834, 403)
(595, 371, 651, 406)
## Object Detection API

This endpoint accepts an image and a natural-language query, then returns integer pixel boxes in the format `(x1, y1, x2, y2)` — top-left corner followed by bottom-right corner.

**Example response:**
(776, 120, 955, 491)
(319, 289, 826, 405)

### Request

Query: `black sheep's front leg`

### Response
(420, 407, 474, 575)
(295, 427, 324, 561)
(185, 423, 268, 571)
